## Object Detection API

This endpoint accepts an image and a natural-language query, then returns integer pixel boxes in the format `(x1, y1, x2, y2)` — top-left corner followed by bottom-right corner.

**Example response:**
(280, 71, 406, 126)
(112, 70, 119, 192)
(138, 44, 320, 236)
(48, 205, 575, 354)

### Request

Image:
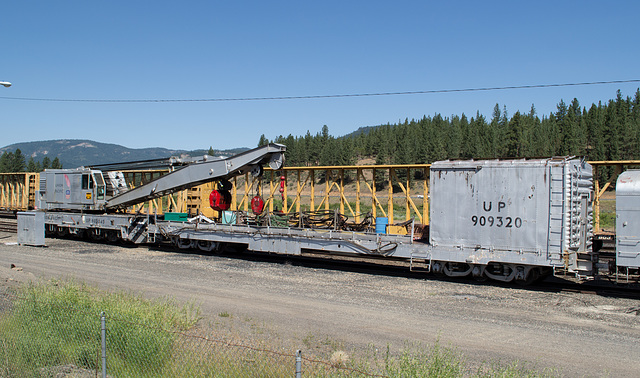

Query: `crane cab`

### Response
(38, 168, 108, 211)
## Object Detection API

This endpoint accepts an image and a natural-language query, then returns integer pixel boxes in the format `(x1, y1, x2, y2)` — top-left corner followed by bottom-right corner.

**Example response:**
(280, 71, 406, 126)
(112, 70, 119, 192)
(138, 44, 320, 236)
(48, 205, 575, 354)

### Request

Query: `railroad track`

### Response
(538, 280, 640, 299)
(36, 229, 640, 298)
(187, 244, 640, 298)
(0, 219, 17, 233)
(247, 249, 640, 298)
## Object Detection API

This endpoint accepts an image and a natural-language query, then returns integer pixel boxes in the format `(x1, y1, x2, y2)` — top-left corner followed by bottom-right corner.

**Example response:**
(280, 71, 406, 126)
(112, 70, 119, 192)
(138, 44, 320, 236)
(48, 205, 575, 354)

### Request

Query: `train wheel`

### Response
(484, 263, 517, 283)
(515, 267, 539, 286)
(176, 237, 193, 249)
(442, 262, 473, 277)
(71, 228, 86, 239)
(55, 226, 69, 237)
(87, 229, 104, 241)
(196, 240, 218, 252)
(472, 265, 488, 282)
(106, 230, 120, 243)
(536, 267, 553, 283)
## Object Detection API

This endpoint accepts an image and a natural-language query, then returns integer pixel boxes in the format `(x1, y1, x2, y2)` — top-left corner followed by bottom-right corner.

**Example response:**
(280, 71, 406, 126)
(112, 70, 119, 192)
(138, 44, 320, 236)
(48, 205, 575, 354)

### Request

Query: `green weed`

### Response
(0, 280, 561, 377)
(0, 279, 199, 377)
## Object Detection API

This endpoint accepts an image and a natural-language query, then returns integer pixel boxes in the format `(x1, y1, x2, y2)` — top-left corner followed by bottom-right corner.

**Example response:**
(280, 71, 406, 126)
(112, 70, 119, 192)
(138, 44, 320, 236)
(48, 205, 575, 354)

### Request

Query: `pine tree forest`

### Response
(261, 89, 640, 182)
(0, 150, 62, 173)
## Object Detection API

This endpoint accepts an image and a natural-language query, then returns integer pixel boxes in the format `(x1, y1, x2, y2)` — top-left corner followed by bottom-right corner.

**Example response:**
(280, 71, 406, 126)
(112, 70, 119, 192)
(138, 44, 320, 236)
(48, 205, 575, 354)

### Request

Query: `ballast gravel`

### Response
(1, 230, 639, 377)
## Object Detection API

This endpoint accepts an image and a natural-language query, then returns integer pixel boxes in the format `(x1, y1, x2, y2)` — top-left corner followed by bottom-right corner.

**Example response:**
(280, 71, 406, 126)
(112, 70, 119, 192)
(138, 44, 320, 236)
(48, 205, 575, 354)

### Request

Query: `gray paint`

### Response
(31, 156, 602, 278)
(39, 168, 107, 211)
(429, 158, 593, 271)
(616, 170, 640, 268)
(17, 211, 45, 246)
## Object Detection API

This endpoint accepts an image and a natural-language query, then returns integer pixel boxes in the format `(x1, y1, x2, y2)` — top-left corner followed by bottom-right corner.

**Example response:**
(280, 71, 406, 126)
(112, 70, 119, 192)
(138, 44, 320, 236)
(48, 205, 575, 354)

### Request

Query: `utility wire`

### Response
(0, 79, 638, 103)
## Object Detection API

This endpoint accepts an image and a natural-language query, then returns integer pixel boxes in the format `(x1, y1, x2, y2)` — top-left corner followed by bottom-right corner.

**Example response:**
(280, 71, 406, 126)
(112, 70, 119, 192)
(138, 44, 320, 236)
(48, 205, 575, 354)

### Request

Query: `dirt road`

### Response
(1, 231, 639, 376)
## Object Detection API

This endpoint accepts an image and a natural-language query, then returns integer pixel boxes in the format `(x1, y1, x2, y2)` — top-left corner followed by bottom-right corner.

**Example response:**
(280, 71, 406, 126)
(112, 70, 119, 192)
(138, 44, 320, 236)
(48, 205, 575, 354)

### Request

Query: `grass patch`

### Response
(0, 279, 199, 377)
(324, 341, 558, 378)
(599, 211, 616, 231)
(0, 280, 560, 377)
(381, 342, 465, 378)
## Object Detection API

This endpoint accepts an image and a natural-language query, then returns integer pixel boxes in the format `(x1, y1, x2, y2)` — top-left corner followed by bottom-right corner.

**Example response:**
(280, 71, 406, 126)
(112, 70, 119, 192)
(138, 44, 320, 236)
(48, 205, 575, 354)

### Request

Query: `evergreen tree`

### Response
(518, 105, 538, 157)
(320, 125, 329, 139)
(488, 104, 502, 157)
(230, 88, 640, 167)
(616, 90, 633, 159)
(604, 98, 622, 160)
(632, 89, 640, 157)
(505, 111, 523, 157)
(472, 112, 488, 158)
(257, 134, 269, 147)
(447, 115, 461, 159)
(584, 103, 604, 160)
(51, 157, 62, 169)
(394, 129, 415, 165)
(283, 134, 298, 165)
(27, 157, 38, 172)
(556, 99, 571, 154)
(41, 157, 51, 170)
(497, 105, 509, 155)
(12, 149, 26, 172)
(562, 98, 583, 155)
(303, 130, 316, 165)
(459, 114, 474, 159)
(319, 137, 337, 166)
(0, 152, 11, 173)
(545, 113, 561, 155)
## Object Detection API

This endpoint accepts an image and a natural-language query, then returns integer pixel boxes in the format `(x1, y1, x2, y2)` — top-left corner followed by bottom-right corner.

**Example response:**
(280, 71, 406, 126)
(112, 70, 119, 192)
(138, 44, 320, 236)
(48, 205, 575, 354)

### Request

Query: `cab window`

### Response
(93, 173, 106, 200)
(81, 174, 93, 190)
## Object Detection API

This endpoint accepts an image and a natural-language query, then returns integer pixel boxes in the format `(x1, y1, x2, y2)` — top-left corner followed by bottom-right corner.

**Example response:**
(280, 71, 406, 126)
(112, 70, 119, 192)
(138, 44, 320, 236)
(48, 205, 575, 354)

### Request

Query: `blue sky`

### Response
(1, 1, 638, 151)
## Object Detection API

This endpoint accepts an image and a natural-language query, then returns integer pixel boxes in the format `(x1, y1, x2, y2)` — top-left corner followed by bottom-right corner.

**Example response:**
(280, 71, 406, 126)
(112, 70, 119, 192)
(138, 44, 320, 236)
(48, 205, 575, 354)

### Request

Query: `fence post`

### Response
(295, 350, 302, 378)
(101, 311, 107, 378)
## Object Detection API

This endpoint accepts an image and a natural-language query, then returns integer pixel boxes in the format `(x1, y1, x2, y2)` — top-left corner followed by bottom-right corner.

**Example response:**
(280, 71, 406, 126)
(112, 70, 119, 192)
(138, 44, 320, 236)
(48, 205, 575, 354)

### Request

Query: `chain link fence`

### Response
(0, 287, 385, 377)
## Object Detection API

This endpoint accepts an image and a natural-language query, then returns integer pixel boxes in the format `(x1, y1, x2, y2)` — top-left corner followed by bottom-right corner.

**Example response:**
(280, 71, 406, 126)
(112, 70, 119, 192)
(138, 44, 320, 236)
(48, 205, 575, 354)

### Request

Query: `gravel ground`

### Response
(1, 229, 639, 377)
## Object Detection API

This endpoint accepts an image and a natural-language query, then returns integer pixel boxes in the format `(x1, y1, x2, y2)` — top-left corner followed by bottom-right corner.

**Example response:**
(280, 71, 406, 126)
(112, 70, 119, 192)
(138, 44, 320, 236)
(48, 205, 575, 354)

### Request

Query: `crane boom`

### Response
(104, 143, 286, 210)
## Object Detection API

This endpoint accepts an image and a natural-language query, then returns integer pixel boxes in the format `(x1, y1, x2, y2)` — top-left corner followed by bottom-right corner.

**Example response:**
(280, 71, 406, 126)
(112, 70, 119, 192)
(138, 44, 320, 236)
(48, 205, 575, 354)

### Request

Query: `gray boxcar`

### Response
(429, 157, 593, 279)
(616, 170, 640, 269)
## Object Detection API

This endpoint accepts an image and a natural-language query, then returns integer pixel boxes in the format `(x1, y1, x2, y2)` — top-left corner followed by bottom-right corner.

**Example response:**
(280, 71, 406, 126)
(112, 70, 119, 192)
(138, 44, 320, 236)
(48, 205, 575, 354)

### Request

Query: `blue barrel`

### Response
(375, 217, 388, 234)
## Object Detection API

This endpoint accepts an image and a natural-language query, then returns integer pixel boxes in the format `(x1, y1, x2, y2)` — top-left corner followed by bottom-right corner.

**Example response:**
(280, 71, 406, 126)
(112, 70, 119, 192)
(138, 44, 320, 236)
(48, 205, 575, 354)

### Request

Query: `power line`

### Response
(0, 79, 638, 103)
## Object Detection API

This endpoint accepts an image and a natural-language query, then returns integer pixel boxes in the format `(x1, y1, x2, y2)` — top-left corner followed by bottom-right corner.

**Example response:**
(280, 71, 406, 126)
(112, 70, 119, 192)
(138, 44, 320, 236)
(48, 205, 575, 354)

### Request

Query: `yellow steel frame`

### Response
(263, 164, 430, 225)
(589, 160, 640, 232)
(2, 160, 638, 231)
(120, 170, 172, 214)
(0, 173, 38, 211)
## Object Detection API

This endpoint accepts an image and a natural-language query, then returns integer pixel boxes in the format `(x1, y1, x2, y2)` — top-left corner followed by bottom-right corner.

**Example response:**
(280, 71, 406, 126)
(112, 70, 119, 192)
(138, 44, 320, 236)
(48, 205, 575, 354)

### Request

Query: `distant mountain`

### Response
(0, 139, 249, 169)
(340, 125, 380, 139)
